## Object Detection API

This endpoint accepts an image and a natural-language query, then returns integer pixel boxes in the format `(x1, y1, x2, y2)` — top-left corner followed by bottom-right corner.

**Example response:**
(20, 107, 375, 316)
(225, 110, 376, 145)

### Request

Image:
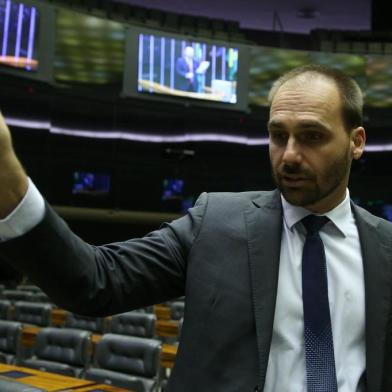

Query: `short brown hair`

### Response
(268, 64, 363, 132)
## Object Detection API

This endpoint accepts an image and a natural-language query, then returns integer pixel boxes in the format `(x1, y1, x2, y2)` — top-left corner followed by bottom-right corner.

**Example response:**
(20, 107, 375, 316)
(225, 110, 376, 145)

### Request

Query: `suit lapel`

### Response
(244, 190, 283, 389)
(352, 204, 392, 392)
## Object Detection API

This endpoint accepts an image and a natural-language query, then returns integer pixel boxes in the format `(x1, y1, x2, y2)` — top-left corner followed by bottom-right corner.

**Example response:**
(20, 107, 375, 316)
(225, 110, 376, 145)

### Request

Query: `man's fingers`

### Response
(0, 112, 28, 217)
(0, 112, 14, 154)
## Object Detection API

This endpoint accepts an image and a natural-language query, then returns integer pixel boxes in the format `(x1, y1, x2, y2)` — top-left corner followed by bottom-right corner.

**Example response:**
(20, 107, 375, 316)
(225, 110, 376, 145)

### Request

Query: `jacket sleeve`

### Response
(0, 193, 208, 316)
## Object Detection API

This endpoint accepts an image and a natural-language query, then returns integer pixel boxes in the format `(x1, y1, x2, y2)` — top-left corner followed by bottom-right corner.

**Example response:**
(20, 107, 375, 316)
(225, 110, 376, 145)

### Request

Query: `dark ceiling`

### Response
(114, 0, 371, 34)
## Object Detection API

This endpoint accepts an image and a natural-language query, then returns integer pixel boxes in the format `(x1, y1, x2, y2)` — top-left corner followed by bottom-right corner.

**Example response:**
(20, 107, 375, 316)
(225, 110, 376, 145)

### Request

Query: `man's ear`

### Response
(351, 127, 366, 160)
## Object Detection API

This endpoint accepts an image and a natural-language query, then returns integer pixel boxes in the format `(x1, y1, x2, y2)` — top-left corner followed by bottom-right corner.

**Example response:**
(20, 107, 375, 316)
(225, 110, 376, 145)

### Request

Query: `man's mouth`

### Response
(280, 175, 309, 187)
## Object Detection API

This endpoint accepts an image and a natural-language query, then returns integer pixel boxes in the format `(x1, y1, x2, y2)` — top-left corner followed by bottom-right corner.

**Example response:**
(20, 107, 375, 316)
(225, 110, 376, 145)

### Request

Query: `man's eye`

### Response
(304, 132, 323, 141)
(271, 132, 288, 143)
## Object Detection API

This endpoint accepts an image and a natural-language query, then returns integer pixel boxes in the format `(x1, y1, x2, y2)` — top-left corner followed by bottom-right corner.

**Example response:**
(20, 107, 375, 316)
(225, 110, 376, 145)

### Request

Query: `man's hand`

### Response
(0, 113, 28, 219)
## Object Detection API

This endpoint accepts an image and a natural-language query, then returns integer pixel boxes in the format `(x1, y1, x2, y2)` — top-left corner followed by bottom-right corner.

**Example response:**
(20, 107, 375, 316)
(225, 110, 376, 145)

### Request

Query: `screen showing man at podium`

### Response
(136, 33, 239, 104)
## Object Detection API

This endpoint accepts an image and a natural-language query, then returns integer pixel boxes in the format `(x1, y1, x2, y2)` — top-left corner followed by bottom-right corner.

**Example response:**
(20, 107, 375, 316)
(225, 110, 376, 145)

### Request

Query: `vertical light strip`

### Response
(26, 6, 36, 68)
(15, 3, 24, 59)
(149, 35, 154, 92)
(138, 34, 143, 91)
(222, 47, 226, 80)
(160, 37, 165, 86)
(212, 45, 216, 83)
(170, 38, 175, 89)
(2, 0, 11, 57)
(202, 44, 207, 90)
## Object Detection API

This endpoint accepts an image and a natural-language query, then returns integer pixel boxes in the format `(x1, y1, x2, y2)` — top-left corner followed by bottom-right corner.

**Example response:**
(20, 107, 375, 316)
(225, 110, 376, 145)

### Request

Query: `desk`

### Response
(154, 305, 171, 320)
(51, 309, 67, 327)
(0, 363, 94, 391)
(156, 320, 178, 338)
(138, 80, 224, 101)
(21, 325, 40, 347)
(73, 384, 132, 391)
(161, 344, 178, 369)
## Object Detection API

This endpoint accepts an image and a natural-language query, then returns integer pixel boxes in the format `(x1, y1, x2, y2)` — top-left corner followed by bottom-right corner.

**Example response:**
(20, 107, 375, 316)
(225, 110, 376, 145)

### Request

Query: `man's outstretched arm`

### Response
(0, 113, 206, 316)
(0, 113, 29, 218)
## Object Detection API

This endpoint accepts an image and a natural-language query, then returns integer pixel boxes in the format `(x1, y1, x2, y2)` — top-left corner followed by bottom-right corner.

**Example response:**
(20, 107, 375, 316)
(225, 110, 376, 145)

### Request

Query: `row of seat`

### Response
(0, 291, 49, 304)
(0, 286, 185, 320)
(0, 285, 185, 390)
(0, 321, 161, 391)
(0, 301, 180, 340)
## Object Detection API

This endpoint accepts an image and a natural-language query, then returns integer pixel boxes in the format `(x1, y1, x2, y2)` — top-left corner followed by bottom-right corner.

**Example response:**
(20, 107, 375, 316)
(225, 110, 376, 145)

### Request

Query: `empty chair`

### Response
(0, 320, 22, 364)
(110, 312, 156, 338)
(16, 285, 42, 293)
(170, 301, 185, 321)
(85, 334, 161, 391)
(64, 313, 106, 333)
(135, 306, 154, 314)
(2, 290, 32, 303)
(30, 292, 51, 303)
(13, 302, 52, 327)
(19, 327, 92, 377)
(0, 300, 11, 320)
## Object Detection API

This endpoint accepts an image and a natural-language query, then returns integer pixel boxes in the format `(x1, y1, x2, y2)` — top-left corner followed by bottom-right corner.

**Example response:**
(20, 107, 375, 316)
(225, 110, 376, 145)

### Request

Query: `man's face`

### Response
(268, 76, 363, 213)
(184, 47, 194, 59)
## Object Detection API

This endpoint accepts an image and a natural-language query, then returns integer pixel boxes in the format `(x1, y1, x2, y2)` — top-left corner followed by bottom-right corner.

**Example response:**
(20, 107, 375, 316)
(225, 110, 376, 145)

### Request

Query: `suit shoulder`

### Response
(353, 203, 392, 232)
(200, 190, 277, 208)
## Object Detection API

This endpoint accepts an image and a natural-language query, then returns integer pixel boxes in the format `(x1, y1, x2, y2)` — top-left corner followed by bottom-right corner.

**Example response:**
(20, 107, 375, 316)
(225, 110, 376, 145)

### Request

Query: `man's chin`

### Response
(279, 187, 318, 207)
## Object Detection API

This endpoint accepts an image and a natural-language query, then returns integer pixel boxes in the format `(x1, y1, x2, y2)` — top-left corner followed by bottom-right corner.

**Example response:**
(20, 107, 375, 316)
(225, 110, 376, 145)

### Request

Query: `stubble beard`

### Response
(271, 149, 351, 208)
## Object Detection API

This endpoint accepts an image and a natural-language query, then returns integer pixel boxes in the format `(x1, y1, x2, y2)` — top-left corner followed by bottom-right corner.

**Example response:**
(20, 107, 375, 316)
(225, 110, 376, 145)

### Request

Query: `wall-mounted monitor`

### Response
(122, 27, 249, 111)
(0, 0, 54, 81)
(161, 178, 194, 213)
(162, 178, 184, 201)
(72, 171, 111, 196)
(54, 8, 125, 85)
(248, 46, 366, 107)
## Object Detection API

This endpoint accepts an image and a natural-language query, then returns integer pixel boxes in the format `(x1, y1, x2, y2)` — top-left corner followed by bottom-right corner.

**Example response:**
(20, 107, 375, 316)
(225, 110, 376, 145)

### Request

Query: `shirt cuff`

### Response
(0, 178, 45, 241)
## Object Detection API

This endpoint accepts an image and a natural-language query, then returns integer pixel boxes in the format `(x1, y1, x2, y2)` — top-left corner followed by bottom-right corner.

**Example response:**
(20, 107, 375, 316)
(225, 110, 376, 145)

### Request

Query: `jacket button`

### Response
(254, 386, 260, 392)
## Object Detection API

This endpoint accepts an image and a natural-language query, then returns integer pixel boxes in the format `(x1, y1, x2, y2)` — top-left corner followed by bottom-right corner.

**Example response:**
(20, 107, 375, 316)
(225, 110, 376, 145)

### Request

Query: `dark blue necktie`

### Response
(301, 215, 338, 392)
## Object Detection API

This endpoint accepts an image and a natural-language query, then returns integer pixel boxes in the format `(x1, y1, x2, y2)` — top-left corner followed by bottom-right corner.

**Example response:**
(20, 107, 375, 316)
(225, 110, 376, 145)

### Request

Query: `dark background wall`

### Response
(1, 0, 392, 245)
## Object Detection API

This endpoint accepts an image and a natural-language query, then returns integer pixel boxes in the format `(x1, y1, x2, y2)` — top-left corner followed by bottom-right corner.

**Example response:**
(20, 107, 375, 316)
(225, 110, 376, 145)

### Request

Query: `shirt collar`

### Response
(281, 190, 352, 237)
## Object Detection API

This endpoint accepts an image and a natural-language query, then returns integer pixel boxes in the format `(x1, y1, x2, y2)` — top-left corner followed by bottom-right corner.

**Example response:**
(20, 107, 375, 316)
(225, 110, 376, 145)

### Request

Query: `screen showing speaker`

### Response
(0, 0, 54, 81)
(0, 0, 39, 71)
(123, 27, 249, 110)
(138, 33, 239, 104)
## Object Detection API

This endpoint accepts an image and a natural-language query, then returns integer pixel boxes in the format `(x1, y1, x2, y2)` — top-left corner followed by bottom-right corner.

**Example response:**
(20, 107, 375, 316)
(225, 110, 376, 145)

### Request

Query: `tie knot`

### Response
(301, 215, 329, 235)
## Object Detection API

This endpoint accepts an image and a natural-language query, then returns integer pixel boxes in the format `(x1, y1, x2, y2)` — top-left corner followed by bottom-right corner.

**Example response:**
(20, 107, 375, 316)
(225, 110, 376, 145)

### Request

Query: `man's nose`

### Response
(282, 138, 302, 164)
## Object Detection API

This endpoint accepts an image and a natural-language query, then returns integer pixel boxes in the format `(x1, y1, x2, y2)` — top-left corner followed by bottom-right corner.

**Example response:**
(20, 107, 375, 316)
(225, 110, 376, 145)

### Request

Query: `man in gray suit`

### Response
(0, 64, 391, 391)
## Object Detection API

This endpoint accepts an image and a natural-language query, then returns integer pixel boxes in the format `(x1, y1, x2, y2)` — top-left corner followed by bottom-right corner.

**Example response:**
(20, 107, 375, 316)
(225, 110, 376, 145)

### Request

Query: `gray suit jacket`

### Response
(0, 190, 391, 391)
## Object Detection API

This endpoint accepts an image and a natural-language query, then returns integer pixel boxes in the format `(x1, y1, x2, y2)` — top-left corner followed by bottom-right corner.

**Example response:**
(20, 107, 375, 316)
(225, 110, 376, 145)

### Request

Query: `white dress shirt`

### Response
(0, 182, 366, 391)
(0, 178, 45, 241)
(264, 191, 366, 391)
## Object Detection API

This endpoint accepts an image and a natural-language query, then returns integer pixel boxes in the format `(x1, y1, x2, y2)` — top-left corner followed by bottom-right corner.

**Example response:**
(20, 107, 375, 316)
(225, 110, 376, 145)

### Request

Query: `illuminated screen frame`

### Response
(122, 26, 249, 111)
(0, 0, 54, 82)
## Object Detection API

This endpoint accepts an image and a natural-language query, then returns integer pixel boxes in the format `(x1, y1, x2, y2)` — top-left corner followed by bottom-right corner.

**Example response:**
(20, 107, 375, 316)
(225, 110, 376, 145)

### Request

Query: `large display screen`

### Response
(248, 47, 366, 107)
(0, 0, 39, 71)
(55, 8, 125, 84)
(123, 28, 249, 110)
(137, 33, 239, 103)
(365, 55, 392, 108)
